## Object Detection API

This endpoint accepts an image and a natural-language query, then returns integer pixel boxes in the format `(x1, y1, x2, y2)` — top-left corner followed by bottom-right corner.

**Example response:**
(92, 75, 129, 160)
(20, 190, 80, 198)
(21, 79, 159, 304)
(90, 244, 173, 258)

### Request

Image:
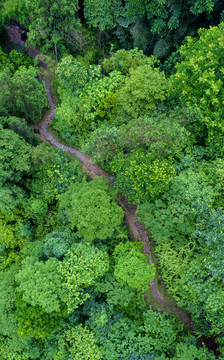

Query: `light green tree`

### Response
(15, 242, 109, 322)
(60, 177, 124, 241)
(111, 150, 175, 203)
(102, 48, 158, 75)
(0, 126, 31, 214)
(56, 56, 88, 95)
(174, 342, 216, 360)
(54, 325, 101, 360)
(171, 23, 224, 155)
(58, 242, 109, 313)
(15, 257, 65, 313)
(117, 65, 169, 119)
(113, 241, 155, 291)
(0, 126, 31, 186)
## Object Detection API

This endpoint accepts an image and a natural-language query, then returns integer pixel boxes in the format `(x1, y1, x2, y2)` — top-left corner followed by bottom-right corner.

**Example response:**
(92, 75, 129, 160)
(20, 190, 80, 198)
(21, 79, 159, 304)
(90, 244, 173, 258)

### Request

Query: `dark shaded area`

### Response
(200, 336, 220, 357)
(78, 0, 86, 25)
(21, 30, 27, 41)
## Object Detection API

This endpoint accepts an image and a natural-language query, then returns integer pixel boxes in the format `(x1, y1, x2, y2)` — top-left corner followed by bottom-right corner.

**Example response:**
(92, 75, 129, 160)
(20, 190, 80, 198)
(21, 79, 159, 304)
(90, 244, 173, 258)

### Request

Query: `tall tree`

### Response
(111, 150, 175, 203)
(84, 0, 224, 55)
(24, 0, 80, 56)
(0, 126, 31, 212)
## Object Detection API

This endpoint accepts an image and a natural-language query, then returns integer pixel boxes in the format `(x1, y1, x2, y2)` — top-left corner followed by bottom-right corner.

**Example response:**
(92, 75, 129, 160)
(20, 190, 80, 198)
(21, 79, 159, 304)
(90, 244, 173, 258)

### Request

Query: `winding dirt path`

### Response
(7, 26, 213, 341)
(36, 58, 195, 332)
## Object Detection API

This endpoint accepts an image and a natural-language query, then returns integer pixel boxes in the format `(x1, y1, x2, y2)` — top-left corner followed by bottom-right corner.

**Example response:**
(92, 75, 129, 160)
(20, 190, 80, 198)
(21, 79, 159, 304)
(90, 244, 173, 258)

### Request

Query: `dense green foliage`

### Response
(0, 65, 47, 123)
(59, 177, 124, 241)
(171, 23, 224, 155)
(0, 2, 224, 359)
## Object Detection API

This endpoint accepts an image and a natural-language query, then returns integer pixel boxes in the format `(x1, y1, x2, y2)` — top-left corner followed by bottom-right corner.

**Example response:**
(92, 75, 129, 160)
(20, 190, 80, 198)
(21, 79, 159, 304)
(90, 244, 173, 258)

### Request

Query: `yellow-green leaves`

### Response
(15, 242, 109, 317)
(111, 150, 175, 203)
(171, 23, 224, 155)
(117, 65, 170, 119)
(58, 242, 109, 313)
(57, 56, 88, 94)
(55, 325, 101, 360)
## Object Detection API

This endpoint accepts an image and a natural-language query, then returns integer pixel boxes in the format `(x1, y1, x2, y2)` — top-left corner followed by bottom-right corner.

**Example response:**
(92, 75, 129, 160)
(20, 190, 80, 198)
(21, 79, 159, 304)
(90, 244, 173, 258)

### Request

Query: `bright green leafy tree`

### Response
(0, 212, 27, 268)
(117, 65, 169, 119)
(138, 168, 214, 247)
(0, 126, 31, 186)
(111, 150, 175, 203)
(173, 341, 217, 360)
(60, 177, 124, 242)
(55, 68, 124, 141)
(15, 257, 65, 313)
(0, 48, 35, 73)
(15, 242, 109, 332)
(0, 126, 31, 214)
(102, 48, 158, 75)
(58, 242, 109, 313)
(84, 111, 190, 167)
(0, 266, 40, 359)
(47, 148, 83, 197)
(171, 23, 224, 155)
(113, 241, 155, 291)
(56, 56, 88, 94)
(54, 325, 101, 360)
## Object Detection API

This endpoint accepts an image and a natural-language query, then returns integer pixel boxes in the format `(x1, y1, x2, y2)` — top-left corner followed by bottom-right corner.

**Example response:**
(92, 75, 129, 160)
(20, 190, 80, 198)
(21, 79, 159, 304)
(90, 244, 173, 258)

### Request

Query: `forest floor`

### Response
(7, 26, 218, 348)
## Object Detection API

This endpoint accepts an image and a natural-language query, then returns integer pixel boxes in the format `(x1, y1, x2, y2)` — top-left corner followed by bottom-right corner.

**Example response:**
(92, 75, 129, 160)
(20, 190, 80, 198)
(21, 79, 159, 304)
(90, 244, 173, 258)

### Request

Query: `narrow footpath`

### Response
(38, 56, 195, 332)
(7, 26, 219, 353)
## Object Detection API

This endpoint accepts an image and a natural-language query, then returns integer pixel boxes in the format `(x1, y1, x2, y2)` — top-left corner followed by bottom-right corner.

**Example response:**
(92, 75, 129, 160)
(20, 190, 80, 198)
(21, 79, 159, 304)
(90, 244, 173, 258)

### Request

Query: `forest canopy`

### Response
(0, 1, 224, 359)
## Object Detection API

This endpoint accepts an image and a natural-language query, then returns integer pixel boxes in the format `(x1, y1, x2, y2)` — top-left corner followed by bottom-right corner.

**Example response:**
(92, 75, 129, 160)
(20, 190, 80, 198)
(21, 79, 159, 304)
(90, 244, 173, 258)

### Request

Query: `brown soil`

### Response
(7, 28, 220, 353)
(36, 54, 195, 332)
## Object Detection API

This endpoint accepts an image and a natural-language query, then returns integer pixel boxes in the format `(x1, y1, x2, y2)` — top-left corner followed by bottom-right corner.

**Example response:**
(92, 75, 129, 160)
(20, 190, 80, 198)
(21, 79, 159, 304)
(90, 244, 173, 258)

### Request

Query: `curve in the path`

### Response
(38, 65, 196, 332)
(6, 26, 212, 340)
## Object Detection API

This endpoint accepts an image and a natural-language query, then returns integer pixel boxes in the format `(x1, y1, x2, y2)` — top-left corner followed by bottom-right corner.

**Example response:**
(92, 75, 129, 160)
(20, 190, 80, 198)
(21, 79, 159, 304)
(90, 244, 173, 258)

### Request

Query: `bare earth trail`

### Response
(8, 27, 219, 351)
(38, 57, 196, 332)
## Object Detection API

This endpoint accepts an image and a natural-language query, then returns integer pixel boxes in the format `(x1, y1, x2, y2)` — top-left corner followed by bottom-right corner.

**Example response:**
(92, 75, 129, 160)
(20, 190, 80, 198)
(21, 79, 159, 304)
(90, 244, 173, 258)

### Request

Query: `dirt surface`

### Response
(7, 26, 25, 47)
(36, 54, 196, 331)
(7, 28, 220, 350)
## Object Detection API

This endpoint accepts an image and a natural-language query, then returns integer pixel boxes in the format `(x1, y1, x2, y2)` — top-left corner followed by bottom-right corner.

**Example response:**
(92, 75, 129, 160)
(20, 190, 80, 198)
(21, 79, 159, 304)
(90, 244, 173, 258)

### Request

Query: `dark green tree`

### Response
(24, 0, 80, 56)
(0, 66, 47, 123)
